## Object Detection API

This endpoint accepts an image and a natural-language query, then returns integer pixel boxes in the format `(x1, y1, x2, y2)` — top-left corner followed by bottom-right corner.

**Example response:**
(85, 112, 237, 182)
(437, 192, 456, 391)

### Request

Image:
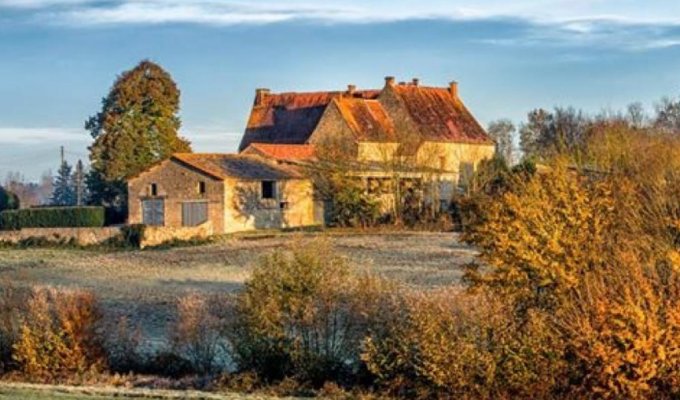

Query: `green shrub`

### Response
(229, 239, 391, 386)
(0, 207, 105, 230)
(0, 187, 19, 212)
(331, 184, 380, 228)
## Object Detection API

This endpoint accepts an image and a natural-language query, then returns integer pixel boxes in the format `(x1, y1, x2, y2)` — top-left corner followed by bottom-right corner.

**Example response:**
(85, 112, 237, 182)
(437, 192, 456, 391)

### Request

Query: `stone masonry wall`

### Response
(0, 227, 122, 246)
(128, 159, 226, 232)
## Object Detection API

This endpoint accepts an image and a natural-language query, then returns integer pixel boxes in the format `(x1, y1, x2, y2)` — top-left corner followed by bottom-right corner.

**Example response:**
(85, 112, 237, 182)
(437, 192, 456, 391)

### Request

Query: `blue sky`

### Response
(2, 1, 680, 180)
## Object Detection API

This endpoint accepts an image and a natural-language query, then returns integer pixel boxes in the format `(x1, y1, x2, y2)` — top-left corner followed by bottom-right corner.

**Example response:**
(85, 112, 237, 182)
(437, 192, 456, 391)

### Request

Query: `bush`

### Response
(557, 257, 680, 399)
(331, 184, 380, 228)
(12, 287, 105, 382)
(0, 282, 25, 373)
(228, 239, 389, 386)
(0, 207, 105, 230)
(362, 288, 565, 399)
(169, 293, 228, 375)
(0, 187, 19, 212)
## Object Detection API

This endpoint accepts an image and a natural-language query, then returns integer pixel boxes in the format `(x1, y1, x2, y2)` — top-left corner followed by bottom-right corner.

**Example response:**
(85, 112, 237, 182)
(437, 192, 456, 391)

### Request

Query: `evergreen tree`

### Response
(85, 60, 191, 208)
(51, 161, 76, 206)
(0, 186, 19, 211)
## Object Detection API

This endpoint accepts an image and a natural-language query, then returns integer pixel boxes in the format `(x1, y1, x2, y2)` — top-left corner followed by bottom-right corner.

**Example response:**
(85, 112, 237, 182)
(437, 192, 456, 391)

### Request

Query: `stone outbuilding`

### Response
(127, 153, 318, 234)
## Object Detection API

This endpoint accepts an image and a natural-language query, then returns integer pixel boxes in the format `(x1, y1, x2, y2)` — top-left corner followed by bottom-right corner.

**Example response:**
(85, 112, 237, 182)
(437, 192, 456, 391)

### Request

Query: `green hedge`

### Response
(0, 207, 105, 230)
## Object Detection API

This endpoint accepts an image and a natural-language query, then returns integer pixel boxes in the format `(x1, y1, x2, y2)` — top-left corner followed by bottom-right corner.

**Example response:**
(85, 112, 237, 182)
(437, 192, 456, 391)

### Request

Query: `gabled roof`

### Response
(333, 97, 396, 142)
(172, 153, 303, 180)
(239, 79, 493, 152)
(390, 85, 492, 144)
(240, 90, 381, 151)
(242, 143, 316, 161)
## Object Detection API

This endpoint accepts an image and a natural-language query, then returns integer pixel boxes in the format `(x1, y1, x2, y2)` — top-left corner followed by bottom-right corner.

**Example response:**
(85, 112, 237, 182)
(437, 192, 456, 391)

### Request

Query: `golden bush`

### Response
(12, 287, 104, 382)
(229, 238, 392, 385)
(362, 288, 565, 400)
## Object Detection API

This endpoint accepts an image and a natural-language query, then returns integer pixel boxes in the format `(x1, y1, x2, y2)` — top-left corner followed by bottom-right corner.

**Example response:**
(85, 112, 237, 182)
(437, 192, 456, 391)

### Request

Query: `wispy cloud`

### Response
(5, 1, 680, 52)
(0, 127, 88, 144)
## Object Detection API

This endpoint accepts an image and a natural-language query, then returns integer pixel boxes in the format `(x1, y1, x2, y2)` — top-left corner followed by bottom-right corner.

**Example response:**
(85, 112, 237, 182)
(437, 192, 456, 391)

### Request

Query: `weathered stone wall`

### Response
(0, 227, 121, 246)
(224, 178, 318, 233)
(308, 102, 359, 159)
(416, 141, 496, 184)
(127, 159, 225, 232)
(139, 222, 213, 248)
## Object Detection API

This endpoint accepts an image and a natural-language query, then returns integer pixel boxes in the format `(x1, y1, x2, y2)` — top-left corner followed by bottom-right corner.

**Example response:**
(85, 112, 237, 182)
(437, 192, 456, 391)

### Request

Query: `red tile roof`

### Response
(240, 90, 380, 151)
(239, 80, 493, 152)
(243, 143, 316, 161)
(333, 98, 396, 142)
(391, 85, 492, 144)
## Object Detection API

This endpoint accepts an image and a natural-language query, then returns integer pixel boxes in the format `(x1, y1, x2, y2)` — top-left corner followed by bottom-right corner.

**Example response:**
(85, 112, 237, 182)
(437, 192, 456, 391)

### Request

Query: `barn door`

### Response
(182, 201, 208, 227)
(142, 199, 165, 226)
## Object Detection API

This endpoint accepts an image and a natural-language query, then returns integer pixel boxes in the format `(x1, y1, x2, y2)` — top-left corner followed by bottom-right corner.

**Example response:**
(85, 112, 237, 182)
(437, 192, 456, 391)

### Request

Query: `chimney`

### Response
(449, 81, 458, 98)
(255, 88, 271, 106)
(385, 76, 396, 87)
(347, 84, 356, 96)
(412, 78, 420, 87)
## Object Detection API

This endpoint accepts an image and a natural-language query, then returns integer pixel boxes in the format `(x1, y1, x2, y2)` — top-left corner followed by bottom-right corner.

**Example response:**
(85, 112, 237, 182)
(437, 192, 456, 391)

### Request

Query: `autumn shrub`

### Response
(463, 160, 617, 313)
(556, 255, 680, 399)
(12, 287, 105, 382)
(228, 239, 391, 386)
(362, 288, 565, 400)
(169, 293, 228, 375)
(0, 282, 25, 372)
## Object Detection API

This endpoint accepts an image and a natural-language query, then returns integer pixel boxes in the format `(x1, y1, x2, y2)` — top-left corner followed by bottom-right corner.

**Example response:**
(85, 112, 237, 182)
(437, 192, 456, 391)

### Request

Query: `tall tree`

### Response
(51, 161, 76, 206)
(654, 97, 680, 134)
(519, 107, 590, 160)
(487, 119, 516, 164)
(85, 60, 191, 208)
(519, 109, 552, 160)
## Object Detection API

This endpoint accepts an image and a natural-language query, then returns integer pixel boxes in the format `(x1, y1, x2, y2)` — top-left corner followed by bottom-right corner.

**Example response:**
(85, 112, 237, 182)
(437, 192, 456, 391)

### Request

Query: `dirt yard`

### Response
(0, 231, 477, 340)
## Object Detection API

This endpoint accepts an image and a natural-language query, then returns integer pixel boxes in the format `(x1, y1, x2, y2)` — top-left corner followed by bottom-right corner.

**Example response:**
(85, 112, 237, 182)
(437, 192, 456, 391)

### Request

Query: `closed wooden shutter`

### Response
(142, 199, 164, 226)
(182, 201, 208, 227)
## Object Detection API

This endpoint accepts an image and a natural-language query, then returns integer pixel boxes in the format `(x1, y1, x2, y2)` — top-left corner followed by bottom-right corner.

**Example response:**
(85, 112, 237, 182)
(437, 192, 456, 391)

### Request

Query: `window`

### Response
(142, 199, 164, 226)
(198, 181, 206, 195)
(150, 183, 158, 197)
(182, 201, 208, 227)
(261, 181, 276, 200)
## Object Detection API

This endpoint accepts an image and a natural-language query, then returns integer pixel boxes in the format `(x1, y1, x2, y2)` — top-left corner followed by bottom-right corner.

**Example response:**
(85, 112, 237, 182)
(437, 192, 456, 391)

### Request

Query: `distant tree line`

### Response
(487, 97, 680, 164)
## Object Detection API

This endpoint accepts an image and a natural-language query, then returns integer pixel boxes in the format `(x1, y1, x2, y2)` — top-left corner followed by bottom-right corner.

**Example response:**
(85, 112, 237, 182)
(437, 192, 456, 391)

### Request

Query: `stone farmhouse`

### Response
(127, 77, 495, 233)
(240, 77, 495, 211)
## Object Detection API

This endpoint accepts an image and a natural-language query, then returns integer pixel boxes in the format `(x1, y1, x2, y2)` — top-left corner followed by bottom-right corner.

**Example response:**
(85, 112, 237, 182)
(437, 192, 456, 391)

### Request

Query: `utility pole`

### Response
(75, 159, 84, 206)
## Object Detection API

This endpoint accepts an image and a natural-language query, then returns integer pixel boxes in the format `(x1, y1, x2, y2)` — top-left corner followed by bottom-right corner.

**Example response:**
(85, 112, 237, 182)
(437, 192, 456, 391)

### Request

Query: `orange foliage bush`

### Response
(12, 287, 104, 382)
(362, 288, 565, 400)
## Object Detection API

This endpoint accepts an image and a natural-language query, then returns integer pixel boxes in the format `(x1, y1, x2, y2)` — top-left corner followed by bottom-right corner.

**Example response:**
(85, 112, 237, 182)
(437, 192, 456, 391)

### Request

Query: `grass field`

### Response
(0, 231, 476, 340)
(0, 383, 302, 399)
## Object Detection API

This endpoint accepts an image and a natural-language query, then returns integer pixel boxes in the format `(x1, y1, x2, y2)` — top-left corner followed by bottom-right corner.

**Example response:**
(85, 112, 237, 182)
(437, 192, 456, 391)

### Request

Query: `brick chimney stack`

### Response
(412, 78, 420, 87)
(347, 84, 356, 96)
(255, 88, 271, 106)
(385, 76, 396, 87)
(449, 81, 458, 98)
